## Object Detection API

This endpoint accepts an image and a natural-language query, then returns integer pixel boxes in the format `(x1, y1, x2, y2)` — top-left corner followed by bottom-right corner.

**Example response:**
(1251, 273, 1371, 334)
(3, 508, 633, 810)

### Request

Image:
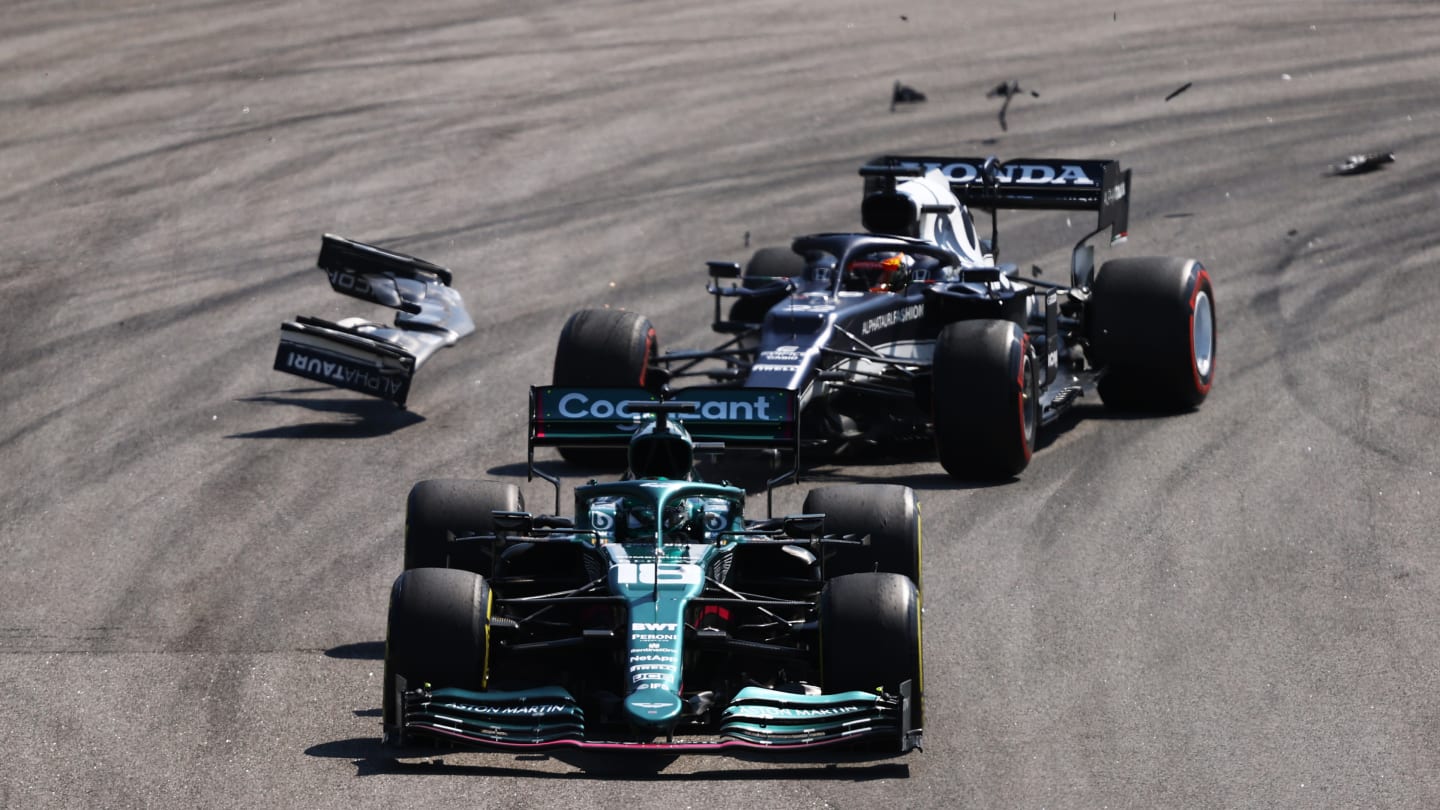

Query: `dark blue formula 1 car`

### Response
(383, 387, 923, 757)
(552, 156, 1215, 479)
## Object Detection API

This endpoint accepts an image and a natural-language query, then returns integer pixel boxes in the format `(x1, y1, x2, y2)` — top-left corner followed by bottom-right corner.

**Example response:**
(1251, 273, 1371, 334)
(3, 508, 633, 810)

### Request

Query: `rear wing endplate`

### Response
(862, 155, 1131, 245)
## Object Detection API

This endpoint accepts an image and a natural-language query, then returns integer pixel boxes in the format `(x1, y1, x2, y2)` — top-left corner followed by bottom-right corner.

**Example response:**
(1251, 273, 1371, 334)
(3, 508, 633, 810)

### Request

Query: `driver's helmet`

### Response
(616, 497, 702, 542)
(845, 252, 914, 292)
(660, 496, 713, 542)
(662, 498, 696, 539)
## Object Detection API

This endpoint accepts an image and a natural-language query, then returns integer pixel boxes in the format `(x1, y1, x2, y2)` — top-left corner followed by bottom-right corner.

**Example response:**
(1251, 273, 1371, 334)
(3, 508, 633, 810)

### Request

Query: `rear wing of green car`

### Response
(527, 386, 800, 499)
(529, 386, 797, 449)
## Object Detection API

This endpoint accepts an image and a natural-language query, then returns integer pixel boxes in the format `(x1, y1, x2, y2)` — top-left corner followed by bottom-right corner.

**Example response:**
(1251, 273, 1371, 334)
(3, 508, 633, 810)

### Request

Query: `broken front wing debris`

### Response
(273, 234, 475, 407)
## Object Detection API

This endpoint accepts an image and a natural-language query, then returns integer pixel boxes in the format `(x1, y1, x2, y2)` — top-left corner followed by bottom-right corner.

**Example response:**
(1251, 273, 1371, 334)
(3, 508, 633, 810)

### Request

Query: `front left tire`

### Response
(819, 572, 924, 735)
(931, 318, 1038, 480)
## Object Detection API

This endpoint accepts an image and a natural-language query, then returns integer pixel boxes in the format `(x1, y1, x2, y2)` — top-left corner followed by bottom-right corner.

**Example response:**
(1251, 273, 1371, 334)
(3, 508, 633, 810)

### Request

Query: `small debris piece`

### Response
(986, 80, 1039, 132)
(1330, 152, 1395, 176)
(891, 81, 927, 112)
(986, 80, 1039, 99)
(1164, 82, 1192, 102)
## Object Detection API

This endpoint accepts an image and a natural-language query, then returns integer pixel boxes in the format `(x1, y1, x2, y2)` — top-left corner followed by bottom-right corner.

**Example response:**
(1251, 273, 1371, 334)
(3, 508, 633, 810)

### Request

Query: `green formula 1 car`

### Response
(383, 386, 923, 757)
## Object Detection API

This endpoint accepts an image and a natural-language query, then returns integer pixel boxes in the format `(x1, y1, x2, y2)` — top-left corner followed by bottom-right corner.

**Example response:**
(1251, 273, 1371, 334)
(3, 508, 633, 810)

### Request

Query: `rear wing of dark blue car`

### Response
(861, 155, 1131, 245)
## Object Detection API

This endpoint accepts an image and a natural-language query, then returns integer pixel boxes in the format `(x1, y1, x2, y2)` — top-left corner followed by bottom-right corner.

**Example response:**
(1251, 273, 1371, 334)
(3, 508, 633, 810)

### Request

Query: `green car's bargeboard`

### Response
(383, 386, 924, 756)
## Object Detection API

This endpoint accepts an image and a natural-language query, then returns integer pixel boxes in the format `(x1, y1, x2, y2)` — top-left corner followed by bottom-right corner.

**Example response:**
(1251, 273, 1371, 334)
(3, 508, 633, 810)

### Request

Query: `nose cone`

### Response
(623, 689, 684, 728)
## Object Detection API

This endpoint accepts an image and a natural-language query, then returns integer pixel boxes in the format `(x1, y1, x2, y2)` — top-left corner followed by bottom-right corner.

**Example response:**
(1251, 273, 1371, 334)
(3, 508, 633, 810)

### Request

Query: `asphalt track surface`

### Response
(4, 1, 1440, 807)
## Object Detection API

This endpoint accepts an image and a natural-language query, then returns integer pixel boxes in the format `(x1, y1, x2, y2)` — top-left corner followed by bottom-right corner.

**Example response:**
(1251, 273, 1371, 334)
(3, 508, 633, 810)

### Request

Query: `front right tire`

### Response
(728, 246, 804, 324)
(819, 572, 924, 734)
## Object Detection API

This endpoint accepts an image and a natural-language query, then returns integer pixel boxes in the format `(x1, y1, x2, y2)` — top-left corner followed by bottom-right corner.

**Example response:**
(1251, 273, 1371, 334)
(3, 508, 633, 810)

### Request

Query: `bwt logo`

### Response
(903, 161, 1097, 186)
(556, 392, 775, 421)
(632, 622, 678, 633)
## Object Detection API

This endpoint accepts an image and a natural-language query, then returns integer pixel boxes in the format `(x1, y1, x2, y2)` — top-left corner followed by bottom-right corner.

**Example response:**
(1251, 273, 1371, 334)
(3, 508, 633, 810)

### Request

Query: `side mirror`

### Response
(491, 511, 533, 534)
(782, 513, 825, 538)
(707, 261, 741, 279)
(1071, 244, 1095, 289)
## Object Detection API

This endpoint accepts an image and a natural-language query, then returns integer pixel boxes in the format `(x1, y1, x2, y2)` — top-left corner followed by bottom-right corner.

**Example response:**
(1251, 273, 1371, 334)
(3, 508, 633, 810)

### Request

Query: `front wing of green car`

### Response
(392, 680, 920, 756)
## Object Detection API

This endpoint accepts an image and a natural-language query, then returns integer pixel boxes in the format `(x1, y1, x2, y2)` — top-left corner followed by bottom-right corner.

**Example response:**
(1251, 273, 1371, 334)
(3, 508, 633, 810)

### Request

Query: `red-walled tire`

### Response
(932, 319, 1037, 480)
(1087, 257, 1216, 411)
(552, 308, 657, 468)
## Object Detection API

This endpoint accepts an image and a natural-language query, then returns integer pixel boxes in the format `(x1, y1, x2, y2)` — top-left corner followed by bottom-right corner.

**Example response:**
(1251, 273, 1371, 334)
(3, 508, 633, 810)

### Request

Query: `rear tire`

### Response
(1087, 257, 1216, 411)
(820, 572, 924, 734)
(552, 308, 657, 468)
(931, 319, 1038, 480)
(802, 484, 921, 585)
(382, 567, 491, 740)
(405, 479, 524, 574)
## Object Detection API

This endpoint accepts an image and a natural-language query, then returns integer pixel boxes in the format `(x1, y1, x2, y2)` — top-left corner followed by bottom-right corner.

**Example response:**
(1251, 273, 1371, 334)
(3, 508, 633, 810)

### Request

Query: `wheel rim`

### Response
(1192, 290, 1214, 380)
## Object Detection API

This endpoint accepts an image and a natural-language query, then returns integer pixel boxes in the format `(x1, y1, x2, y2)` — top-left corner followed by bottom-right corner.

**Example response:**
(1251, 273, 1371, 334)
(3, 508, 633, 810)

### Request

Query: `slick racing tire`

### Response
(1087, 257, 1215, 411)
(383, 567, 491, 742)
(729, 246, 804, 324)
(932, 318, 1038, 480)
(820, 572, 924, 736)
(803, 484, 922, 586)
(405, 479, 524, 575)
(552, 308, 658, 468)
